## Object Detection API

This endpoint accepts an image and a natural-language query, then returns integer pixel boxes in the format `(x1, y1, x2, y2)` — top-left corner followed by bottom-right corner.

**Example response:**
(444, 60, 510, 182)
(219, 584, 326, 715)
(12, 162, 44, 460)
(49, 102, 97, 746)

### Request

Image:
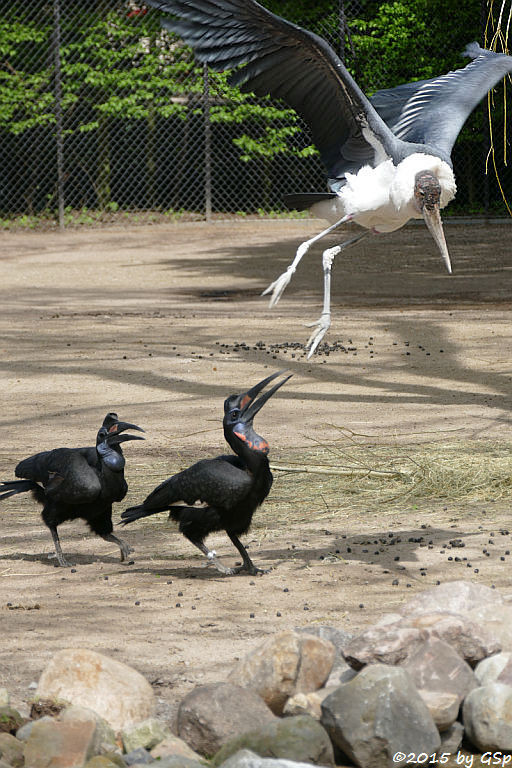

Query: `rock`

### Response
(294, 626, 352, 663)
(463, 682, 512, 751)
(35, 649, 156, 731)
(408, 611, 501, 665)
(218, 749, 332, 768)
(151, 734, 201, 760)
(122, 718, 172, 753)
(320, 664, 440, 768)
(0, 692, 9, 709)
(153, 759, 206, 768)
(400, 638, 477, 709)
(83, 759, 122, 768)
(61, 705, 118, 754)
(0, 732, 24, 767)
(0, 707, 24, 735)
(16, 717, 53, 742)
(178, 682, 276, 756)
(475, 652, 512, 686)
(229, 631, 335, 714)
(467, 604, 512, 652)
(416, 690, 460, 732)
(212, 715, 334, 767)
(124, 746, 154, 764)
(342, 625, 425, 670)
(283, 688, 337, 720)
(440, 722, 464, 755)
(23, 717, 97, 768)
(401, 580, 503, 616)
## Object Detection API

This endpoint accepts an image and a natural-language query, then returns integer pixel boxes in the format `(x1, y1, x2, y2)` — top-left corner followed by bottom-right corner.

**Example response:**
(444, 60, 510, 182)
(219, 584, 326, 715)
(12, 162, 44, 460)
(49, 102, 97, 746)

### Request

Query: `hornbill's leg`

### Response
(262, 214, 353, 307)
(305, 230, 370, 357)
(227, 531, 270, 576)
(101, 532, 133, 561)
(49, 525, 73, 568)
(191, 539, 238, 576)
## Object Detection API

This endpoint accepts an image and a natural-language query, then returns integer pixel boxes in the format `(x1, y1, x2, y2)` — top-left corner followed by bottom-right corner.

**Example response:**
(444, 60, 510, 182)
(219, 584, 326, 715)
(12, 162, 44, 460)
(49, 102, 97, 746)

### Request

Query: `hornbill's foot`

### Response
(231, 562, 271, 576)
(305, 312, 331, 357)
(48, 552, 73, 568)
(261, 267, 295, 307)
(102, 533, 133, 562)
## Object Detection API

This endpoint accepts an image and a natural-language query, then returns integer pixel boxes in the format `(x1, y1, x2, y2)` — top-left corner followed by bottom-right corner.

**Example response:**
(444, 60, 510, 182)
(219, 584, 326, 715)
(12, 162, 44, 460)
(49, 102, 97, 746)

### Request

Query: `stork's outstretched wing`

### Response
(371, 44, 512, 158)
(146, 0, 402, 173)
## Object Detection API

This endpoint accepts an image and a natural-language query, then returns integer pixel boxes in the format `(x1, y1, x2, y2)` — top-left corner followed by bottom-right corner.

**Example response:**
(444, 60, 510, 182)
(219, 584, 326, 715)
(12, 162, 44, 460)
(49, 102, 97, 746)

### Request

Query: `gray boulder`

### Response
(212, 715, 334, 767)
(177, 682, 276, 756)
(400, 580, 503, 616)
(475, 652, 512, 686)
(218, 749, 326, 768)
(400, 638, 477, 708)
(463, 682, 512, 751)
(320, 664, 440, 768)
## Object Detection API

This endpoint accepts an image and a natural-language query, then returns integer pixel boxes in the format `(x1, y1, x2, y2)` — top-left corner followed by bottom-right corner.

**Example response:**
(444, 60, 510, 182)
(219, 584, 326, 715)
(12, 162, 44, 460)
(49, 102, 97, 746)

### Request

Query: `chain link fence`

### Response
(0, 0, 508, 227)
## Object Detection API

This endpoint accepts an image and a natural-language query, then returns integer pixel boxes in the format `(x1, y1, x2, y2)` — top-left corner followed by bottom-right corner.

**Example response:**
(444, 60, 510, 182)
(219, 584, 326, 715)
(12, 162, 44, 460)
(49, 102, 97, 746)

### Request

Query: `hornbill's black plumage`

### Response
(0, 413, 144, 567)
(121, 371, 291, 575)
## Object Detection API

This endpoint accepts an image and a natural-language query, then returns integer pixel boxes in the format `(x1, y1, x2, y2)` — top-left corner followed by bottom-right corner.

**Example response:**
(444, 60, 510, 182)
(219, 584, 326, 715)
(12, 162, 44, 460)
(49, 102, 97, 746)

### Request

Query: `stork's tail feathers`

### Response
(120, 504, 166, 525)
(0, 479, 40, 501)
(284, 192, 337, 212)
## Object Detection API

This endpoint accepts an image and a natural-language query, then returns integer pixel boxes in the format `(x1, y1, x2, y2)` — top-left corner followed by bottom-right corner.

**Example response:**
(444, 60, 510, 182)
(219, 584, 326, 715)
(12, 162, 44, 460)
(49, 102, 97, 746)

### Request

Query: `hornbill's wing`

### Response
(370, 44, 512, 159)
(16, 448, 102, 504)
(145, 0, 403, 177)
(141, 456, 252, 511)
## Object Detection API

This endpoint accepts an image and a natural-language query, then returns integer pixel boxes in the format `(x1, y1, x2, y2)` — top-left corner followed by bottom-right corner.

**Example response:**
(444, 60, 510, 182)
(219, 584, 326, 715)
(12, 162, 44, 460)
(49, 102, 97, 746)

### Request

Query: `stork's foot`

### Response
(262, 267, 295, 307)
(305, 312, 331, 357)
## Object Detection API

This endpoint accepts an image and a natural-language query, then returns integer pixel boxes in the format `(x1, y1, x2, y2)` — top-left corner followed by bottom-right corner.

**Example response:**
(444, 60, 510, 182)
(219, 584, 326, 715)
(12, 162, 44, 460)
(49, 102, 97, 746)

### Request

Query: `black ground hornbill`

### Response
(121, 371, 291, 575)
(0, 413, 144, 566)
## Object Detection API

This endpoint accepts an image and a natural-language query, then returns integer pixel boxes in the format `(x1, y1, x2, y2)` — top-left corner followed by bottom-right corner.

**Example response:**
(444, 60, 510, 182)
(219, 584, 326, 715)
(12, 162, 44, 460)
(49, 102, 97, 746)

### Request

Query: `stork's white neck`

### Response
(390, 153, 456, 213)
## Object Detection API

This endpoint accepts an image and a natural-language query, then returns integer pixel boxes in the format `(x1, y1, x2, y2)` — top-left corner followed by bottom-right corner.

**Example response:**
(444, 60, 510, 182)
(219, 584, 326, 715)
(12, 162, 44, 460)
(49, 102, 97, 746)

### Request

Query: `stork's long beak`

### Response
(239, 370, 292, 423)
(422, 205, 452, 275)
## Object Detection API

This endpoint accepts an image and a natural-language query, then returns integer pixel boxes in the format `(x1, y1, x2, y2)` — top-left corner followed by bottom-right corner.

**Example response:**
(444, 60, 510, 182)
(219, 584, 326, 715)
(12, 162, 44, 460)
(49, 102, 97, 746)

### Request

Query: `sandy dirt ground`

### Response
(1, 218, 512, 740)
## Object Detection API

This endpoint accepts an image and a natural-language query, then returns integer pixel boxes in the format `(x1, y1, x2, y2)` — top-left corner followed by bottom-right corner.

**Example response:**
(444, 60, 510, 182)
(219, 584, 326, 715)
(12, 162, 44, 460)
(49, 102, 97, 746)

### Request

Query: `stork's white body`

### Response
(311, 153, 457, 233)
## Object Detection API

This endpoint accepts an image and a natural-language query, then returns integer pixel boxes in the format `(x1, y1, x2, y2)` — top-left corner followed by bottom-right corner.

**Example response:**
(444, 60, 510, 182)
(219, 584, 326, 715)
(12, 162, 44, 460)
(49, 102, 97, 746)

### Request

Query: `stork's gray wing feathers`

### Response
(146, 0, 402, 172)
(371, 44, 512, 157)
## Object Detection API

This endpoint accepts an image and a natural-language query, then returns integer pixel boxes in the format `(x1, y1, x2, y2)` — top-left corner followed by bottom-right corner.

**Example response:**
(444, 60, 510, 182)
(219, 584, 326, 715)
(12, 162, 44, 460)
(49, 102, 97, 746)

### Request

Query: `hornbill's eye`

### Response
(230, 409, 241, 420)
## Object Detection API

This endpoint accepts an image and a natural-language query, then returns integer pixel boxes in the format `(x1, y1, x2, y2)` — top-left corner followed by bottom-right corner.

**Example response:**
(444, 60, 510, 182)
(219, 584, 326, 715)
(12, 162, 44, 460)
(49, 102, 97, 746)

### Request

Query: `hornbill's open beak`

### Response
(238, 370, 292, 423)
(105, 417, 145, 444)
(422, 205, 452, 275)
(106, 420, 145, 436)
(106, 432, 145, 445)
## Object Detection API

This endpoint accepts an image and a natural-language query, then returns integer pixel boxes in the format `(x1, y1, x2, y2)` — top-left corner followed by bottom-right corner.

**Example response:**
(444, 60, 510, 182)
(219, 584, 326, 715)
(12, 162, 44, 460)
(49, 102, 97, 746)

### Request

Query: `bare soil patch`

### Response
(1, 218, 512, 730)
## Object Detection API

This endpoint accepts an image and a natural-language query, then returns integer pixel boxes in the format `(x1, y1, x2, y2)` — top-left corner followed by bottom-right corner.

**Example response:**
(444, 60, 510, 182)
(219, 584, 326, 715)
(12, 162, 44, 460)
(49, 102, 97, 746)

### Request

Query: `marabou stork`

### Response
(0, 413, 145, 566)
(145, 0, 512, 354)
(121, 370, 291, 575)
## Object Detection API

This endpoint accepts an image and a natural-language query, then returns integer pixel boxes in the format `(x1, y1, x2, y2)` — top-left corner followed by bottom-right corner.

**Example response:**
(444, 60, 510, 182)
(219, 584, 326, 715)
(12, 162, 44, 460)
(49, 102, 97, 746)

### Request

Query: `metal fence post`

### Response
(203, 63, 212, 222)
(53, 0, 65, 229)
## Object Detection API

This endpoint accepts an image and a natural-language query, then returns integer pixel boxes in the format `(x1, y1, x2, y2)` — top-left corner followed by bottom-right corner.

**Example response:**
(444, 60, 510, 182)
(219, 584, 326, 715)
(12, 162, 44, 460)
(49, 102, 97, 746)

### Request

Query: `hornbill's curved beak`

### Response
(422, 204, 452, 275)
(238, 370, 292, 423)
(106, 431, 145, 445)
(105, 417, 145, 444)
(107, 420, 145, 435)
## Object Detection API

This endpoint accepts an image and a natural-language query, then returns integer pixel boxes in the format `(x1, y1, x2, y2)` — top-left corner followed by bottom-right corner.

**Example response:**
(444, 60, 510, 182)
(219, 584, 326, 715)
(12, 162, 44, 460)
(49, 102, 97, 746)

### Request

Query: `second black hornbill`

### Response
(0, 413, 144, 566)
(121, 371, 291, 575)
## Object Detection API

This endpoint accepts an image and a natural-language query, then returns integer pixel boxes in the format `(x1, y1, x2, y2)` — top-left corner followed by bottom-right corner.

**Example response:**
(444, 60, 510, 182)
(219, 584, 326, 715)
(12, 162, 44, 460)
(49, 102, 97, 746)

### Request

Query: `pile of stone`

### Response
(2, 580, 512, 768)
